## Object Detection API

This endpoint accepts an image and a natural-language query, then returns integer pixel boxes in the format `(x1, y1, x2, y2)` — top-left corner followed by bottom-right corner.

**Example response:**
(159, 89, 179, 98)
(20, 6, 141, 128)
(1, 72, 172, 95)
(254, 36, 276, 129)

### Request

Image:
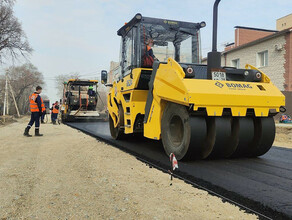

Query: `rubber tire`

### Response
(61, 113, 65, 122)
(62, 110, 74, 122)
(109, 114, 124, 140)
(62, 114, 71, 122)
(189, 117, 210, 159)
(207, 117, 239, 159)
(109, 105, 125, 140)
(230, 117, 254, 158)
(65, 115, 75, 122)
(161, 103, 191, 160)
(247, 117, 275, 157)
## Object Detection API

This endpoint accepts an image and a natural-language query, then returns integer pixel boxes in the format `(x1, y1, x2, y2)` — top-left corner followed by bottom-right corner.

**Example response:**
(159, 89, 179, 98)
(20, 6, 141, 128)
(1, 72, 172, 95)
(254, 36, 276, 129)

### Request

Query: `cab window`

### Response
(122, 27, 138, 76)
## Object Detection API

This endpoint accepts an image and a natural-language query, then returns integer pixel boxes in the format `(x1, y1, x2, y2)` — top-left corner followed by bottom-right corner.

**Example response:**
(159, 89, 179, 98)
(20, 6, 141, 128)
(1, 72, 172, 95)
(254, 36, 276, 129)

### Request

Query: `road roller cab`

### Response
(105, 1, 285, 160)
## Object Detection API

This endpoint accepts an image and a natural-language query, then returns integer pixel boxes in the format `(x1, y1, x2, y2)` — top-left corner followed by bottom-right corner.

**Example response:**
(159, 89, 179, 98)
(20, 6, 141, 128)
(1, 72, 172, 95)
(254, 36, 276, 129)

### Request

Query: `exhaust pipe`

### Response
(207, 0, 222, 79)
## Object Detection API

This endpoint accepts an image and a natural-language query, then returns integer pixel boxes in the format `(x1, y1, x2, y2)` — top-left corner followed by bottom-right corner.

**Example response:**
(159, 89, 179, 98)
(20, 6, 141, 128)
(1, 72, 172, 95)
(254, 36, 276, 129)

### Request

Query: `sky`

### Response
(3, 0, 292, 102)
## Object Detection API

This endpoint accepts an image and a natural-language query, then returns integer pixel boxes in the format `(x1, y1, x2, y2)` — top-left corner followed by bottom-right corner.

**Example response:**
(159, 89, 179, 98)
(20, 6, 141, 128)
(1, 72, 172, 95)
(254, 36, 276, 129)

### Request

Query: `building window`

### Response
(231, 59, 240, 68)
(257, 50, 268, 68)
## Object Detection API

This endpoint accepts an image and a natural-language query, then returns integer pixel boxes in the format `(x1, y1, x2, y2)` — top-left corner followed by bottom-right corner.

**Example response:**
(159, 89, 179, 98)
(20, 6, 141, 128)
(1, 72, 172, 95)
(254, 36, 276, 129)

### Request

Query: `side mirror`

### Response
(101, 70, 108, 84)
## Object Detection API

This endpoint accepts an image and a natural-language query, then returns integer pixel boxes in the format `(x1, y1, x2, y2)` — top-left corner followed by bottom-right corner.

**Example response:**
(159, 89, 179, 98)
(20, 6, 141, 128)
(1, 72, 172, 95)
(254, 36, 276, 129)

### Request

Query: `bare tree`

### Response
(1, 0, 15, 6)
(1, 63, 44, 115)
(55, 72, 80, 98)
(41, 94, 49, 100)
(0, 0, 32, 63)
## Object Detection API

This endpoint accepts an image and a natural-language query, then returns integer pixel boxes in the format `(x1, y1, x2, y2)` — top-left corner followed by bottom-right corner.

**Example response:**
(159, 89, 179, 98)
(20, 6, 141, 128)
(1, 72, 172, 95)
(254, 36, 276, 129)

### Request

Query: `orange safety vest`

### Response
(41, 100, 45, 112)
(29, 93, 45, 112)
(52, 104, 59, 114)
(281, 115, 288, 120)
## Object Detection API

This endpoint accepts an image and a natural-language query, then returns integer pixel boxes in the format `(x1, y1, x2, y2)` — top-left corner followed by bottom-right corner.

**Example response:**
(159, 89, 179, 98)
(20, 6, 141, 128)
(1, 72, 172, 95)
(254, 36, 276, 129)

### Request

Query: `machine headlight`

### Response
(200, 21, 206, 28)
(256, 72, 262, 79)
(136, 14, 142, 20)
(244, 71, 249, 76)
(186, 67, 194, 74)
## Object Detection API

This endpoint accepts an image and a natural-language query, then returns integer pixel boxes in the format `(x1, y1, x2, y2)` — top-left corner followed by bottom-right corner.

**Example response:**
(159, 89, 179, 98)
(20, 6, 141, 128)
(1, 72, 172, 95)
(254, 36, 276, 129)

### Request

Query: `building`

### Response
(108, 61, 120, 84)
(224, 26, 277, 51)
(277, 13, 292, 31)
(222, 26, 291, 91)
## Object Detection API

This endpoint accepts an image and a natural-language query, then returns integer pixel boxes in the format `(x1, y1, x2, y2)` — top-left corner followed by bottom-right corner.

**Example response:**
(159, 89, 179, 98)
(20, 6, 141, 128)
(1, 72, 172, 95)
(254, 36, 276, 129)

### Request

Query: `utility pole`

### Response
(7, 77, 20, 117)
(3, 75, 8, 115)
(2, 74, 21, 123)
(3, 75, 8, 122)
(6, 87, 9, 115)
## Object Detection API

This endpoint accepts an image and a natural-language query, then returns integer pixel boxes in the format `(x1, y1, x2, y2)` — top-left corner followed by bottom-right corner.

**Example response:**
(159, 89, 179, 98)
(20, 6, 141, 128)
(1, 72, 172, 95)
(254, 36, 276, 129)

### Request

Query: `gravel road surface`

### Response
(0, 118, 257, 219)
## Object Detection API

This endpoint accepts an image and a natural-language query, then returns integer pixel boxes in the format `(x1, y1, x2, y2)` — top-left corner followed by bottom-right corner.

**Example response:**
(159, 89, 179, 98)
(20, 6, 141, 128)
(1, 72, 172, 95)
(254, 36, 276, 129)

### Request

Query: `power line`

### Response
(43, 70, 102, 78)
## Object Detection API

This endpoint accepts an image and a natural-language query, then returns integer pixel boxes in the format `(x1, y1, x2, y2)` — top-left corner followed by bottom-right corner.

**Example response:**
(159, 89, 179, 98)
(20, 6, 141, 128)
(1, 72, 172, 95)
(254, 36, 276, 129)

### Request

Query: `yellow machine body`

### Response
(106, 12, 286, 160)
(107, 58, 285, 140)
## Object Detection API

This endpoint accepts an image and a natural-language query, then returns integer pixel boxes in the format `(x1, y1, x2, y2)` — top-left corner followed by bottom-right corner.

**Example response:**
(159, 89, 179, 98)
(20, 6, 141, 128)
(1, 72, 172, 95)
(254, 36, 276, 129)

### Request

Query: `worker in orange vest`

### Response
(51, 101, 59, 124)
(142, 38, 156, 67)
(41, 105, 46, 123)
(24, 86, 45, 137)
(146, 38, 155, 58)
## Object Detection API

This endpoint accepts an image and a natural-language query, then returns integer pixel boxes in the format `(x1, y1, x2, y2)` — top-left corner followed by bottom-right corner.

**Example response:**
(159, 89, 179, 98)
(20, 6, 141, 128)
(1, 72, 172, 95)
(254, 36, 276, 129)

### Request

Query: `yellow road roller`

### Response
(102, 0, 285, 160)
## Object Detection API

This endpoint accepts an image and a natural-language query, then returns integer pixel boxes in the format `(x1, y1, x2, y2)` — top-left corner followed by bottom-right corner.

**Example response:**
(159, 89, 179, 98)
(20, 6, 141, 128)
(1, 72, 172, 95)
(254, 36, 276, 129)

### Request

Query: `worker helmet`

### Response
(146, 38, 154, 45)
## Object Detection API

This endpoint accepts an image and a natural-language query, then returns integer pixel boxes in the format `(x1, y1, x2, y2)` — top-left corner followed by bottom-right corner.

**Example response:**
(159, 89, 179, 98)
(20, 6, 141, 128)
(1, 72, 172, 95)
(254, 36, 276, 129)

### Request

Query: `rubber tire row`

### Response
(161, 103, 276, 160)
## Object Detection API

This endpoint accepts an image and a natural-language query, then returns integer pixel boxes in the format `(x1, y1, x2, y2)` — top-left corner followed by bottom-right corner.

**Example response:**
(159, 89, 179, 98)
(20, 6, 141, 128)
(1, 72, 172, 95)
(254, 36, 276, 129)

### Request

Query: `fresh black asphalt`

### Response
(67, 121, 292, 219)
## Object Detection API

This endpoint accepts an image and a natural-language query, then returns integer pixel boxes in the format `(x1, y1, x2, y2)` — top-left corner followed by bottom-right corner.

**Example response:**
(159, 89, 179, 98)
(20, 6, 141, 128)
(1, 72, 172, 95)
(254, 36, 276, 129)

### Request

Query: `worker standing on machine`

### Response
(23, 86, 45, 137)
(88, 85, 95, 96)
(51, 101, 59, 124)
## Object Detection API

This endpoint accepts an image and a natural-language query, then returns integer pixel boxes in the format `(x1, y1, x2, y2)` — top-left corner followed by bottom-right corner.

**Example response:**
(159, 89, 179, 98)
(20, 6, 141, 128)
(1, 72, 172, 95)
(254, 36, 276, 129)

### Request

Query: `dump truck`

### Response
(61, 79, 100, 122)
(102, 0, 285, 160)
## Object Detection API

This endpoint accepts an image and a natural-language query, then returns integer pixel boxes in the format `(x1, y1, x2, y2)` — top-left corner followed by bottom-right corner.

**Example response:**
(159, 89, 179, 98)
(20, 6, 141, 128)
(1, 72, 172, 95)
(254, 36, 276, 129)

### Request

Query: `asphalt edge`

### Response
(66, 122, 291, 220)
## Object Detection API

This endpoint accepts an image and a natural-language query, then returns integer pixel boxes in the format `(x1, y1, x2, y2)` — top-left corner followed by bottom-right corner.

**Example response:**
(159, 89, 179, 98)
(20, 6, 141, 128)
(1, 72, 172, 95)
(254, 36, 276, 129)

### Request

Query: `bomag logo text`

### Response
(163, 20, 178, 25)
(225, 83, 252, 89)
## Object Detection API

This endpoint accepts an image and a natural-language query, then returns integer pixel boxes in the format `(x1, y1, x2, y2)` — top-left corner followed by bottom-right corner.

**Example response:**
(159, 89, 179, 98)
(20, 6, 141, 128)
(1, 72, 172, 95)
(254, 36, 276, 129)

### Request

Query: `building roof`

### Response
(234, 26, 278, 33)
(222, 28, 292, 54)
(277, 13, 292, 21)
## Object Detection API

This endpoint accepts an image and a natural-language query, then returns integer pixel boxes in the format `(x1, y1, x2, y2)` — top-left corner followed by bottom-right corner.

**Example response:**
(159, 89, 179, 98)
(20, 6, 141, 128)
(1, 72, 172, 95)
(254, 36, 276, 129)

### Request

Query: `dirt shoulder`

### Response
(0, 118, 257, 219)
(275, 124, 292, 149)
